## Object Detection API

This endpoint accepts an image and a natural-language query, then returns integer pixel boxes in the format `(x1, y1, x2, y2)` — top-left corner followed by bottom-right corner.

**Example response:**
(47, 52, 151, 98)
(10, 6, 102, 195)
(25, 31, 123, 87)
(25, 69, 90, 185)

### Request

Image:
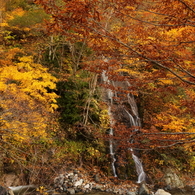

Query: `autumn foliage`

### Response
(34, 2, 195, 137)
(0, 0, 195, 184)
(34, 0, 195, 174)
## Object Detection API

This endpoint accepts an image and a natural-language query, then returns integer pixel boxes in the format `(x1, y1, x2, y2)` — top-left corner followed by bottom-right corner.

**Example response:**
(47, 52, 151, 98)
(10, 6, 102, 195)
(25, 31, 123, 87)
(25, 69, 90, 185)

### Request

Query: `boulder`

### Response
(0, 186, 8, 195)
(184, 184, 195, 192)
(163, 169, 184, 189)
(0, 186, 14, 195)
(54, 170, 93, 193)
(93, 184, 103, 190)
(67, 188, 75, 195)
(155, 189, 171, 195)
(127, 191, 136, 195)
(3, 173, 21, 187)
(94, 174, 100, 183)
(73, 179, 83, 187)
(8, 190, 14, 195)
(138, 182, 151, 195)
(84, 183, 90, 189)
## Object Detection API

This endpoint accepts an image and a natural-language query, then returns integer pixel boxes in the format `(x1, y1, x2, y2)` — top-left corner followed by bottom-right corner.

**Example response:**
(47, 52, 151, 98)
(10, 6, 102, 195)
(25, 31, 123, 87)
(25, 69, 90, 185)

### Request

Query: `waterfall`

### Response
(132, 153, 146, 183)
(108, 106, 118, 177)
(102, 71, 117, 177)
(9, 185, 37, 195)
(125, 85, 146, 183)
(102, 70, 146, 183)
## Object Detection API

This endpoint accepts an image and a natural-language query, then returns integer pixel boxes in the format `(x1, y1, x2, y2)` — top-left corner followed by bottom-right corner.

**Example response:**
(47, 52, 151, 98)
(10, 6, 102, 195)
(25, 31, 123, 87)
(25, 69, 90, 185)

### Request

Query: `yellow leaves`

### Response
(5, 48, 22, 61)
(87, 147, 101, 157)
(116, 68, 140, 77)
(154, 98, 194, 134)
(161, 116, 186, 132)
(0, 52, 58, 144)
(11, 8, 25, 17)
(183, 60, 193, 68)
(99, 109, 110, 129)
(189, 156, 195, 170)
(36, 186, 48, 195)
(167, 26, 194, 37)
(49, 104, 59, 113)
(0, 22, 9, 27)
(158, 78, 174, 85)
(6, 8, 25, 20)
(18, 55, 33, 63)
(156, 71, 176, 86)
(163, 26, 195, 45)
(155, 159, 164, 165)
(0, 55, 58, 105)
(17, 56, 47, 72)
(0, 81, 7, 91)
(124, 6, 135, 11)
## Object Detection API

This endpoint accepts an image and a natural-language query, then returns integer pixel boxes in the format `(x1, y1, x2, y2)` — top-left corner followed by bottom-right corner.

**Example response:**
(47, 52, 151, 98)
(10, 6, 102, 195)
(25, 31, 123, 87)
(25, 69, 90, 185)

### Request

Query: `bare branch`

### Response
(88, 20, 195, 85)
(177, 0, 195, 14)
(132, 140, 195, 151)
(141, 132, 195, 135)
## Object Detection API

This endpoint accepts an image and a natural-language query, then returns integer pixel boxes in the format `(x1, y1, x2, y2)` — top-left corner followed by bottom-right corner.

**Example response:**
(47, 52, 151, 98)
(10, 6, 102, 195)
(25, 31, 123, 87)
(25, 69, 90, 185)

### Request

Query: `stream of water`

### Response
(101, 70, 146, 183)
(9, 186, 194, 195)
(84, 192, 194, 195)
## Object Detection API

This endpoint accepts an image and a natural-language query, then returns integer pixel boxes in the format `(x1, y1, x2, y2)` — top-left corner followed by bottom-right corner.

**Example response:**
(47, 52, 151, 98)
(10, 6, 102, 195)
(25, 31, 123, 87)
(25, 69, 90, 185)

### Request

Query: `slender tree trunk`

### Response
(0, 153, 4, 177)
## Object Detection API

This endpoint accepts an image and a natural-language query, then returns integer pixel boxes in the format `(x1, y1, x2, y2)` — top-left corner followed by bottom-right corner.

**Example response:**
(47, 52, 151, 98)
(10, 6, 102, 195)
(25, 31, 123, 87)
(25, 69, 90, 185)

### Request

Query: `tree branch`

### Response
(88, 20, 195, 85)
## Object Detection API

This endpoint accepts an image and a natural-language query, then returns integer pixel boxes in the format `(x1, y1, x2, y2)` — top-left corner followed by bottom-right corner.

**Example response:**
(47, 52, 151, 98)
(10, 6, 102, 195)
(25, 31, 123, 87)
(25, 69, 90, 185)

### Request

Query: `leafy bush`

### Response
(8, 9, 49, 28)
(57, 76, 89, 125)
(6, 0, 29, 11)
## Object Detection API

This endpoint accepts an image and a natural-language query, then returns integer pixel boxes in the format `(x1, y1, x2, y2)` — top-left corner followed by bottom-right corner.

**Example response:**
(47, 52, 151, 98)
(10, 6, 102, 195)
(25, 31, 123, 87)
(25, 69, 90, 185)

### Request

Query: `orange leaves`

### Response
(144, 87, 195, 149)
(156, 114, 186, 132)
(35, 0, 195, 152)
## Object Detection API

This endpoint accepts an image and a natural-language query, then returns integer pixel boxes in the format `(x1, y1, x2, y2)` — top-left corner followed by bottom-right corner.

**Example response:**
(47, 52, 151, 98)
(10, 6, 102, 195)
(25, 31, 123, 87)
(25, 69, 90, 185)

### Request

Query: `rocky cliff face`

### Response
(101, 72, 145, 181)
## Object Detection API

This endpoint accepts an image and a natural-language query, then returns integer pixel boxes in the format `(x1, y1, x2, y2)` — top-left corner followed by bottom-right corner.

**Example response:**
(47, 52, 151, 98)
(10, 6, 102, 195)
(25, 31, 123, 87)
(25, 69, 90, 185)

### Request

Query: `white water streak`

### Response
(132, 153, 146, 183)
(102, 70, 146, 182)
(108, 106, 117, 177)
(9, 185, 36, 194)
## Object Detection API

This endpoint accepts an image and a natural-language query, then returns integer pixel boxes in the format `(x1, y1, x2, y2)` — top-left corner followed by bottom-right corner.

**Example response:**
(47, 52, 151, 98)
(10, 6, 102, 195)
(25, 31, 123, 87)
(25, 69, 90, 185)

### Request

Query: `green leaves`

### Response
(57, 76, 89, 124)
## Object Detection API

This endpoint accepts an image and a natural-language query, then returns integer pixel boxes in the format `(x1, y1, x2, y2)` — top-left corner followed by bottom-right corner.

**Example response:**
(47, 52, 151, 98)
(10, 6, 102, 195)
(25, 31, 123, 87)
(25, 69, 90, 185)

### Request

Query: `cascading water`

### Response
(102, 70, 146, 183)
(102, 71, 117, 177)
(125, 82, 146, 183)
(132, 152, 146, 183)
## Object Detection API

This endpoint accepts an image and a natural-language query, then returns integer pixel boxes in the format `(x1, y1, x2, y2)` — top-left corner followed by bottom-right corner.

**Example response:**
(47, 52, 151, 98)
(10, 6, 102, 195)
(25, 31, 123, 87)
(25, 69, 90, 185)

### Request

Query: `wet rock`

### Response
(74, 179, 83, 187)
(8, 190, 14, 195)
(74, 188, 81, 193)
(3, 173, 21, 187)
(69, 175, 74, 181)
(184, 185, 195, 192)
(138, 182, 151, 195)
(0, 186, 9, 195)
(73, 170, 78, 174)
(154, 189, 171, 195)
(84, 183, 90, 189)
(94, 174, 100, 183)
(54, 169, 139, 195)
(93, 184, 103, 190)
(163, 169, 184, 189)
(54, 170, 92, 194)
(67, 188, 75, 195)
(118, 189, 125, 194)
(127, 192, 136, 195)
(164, 185, 172, 191)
